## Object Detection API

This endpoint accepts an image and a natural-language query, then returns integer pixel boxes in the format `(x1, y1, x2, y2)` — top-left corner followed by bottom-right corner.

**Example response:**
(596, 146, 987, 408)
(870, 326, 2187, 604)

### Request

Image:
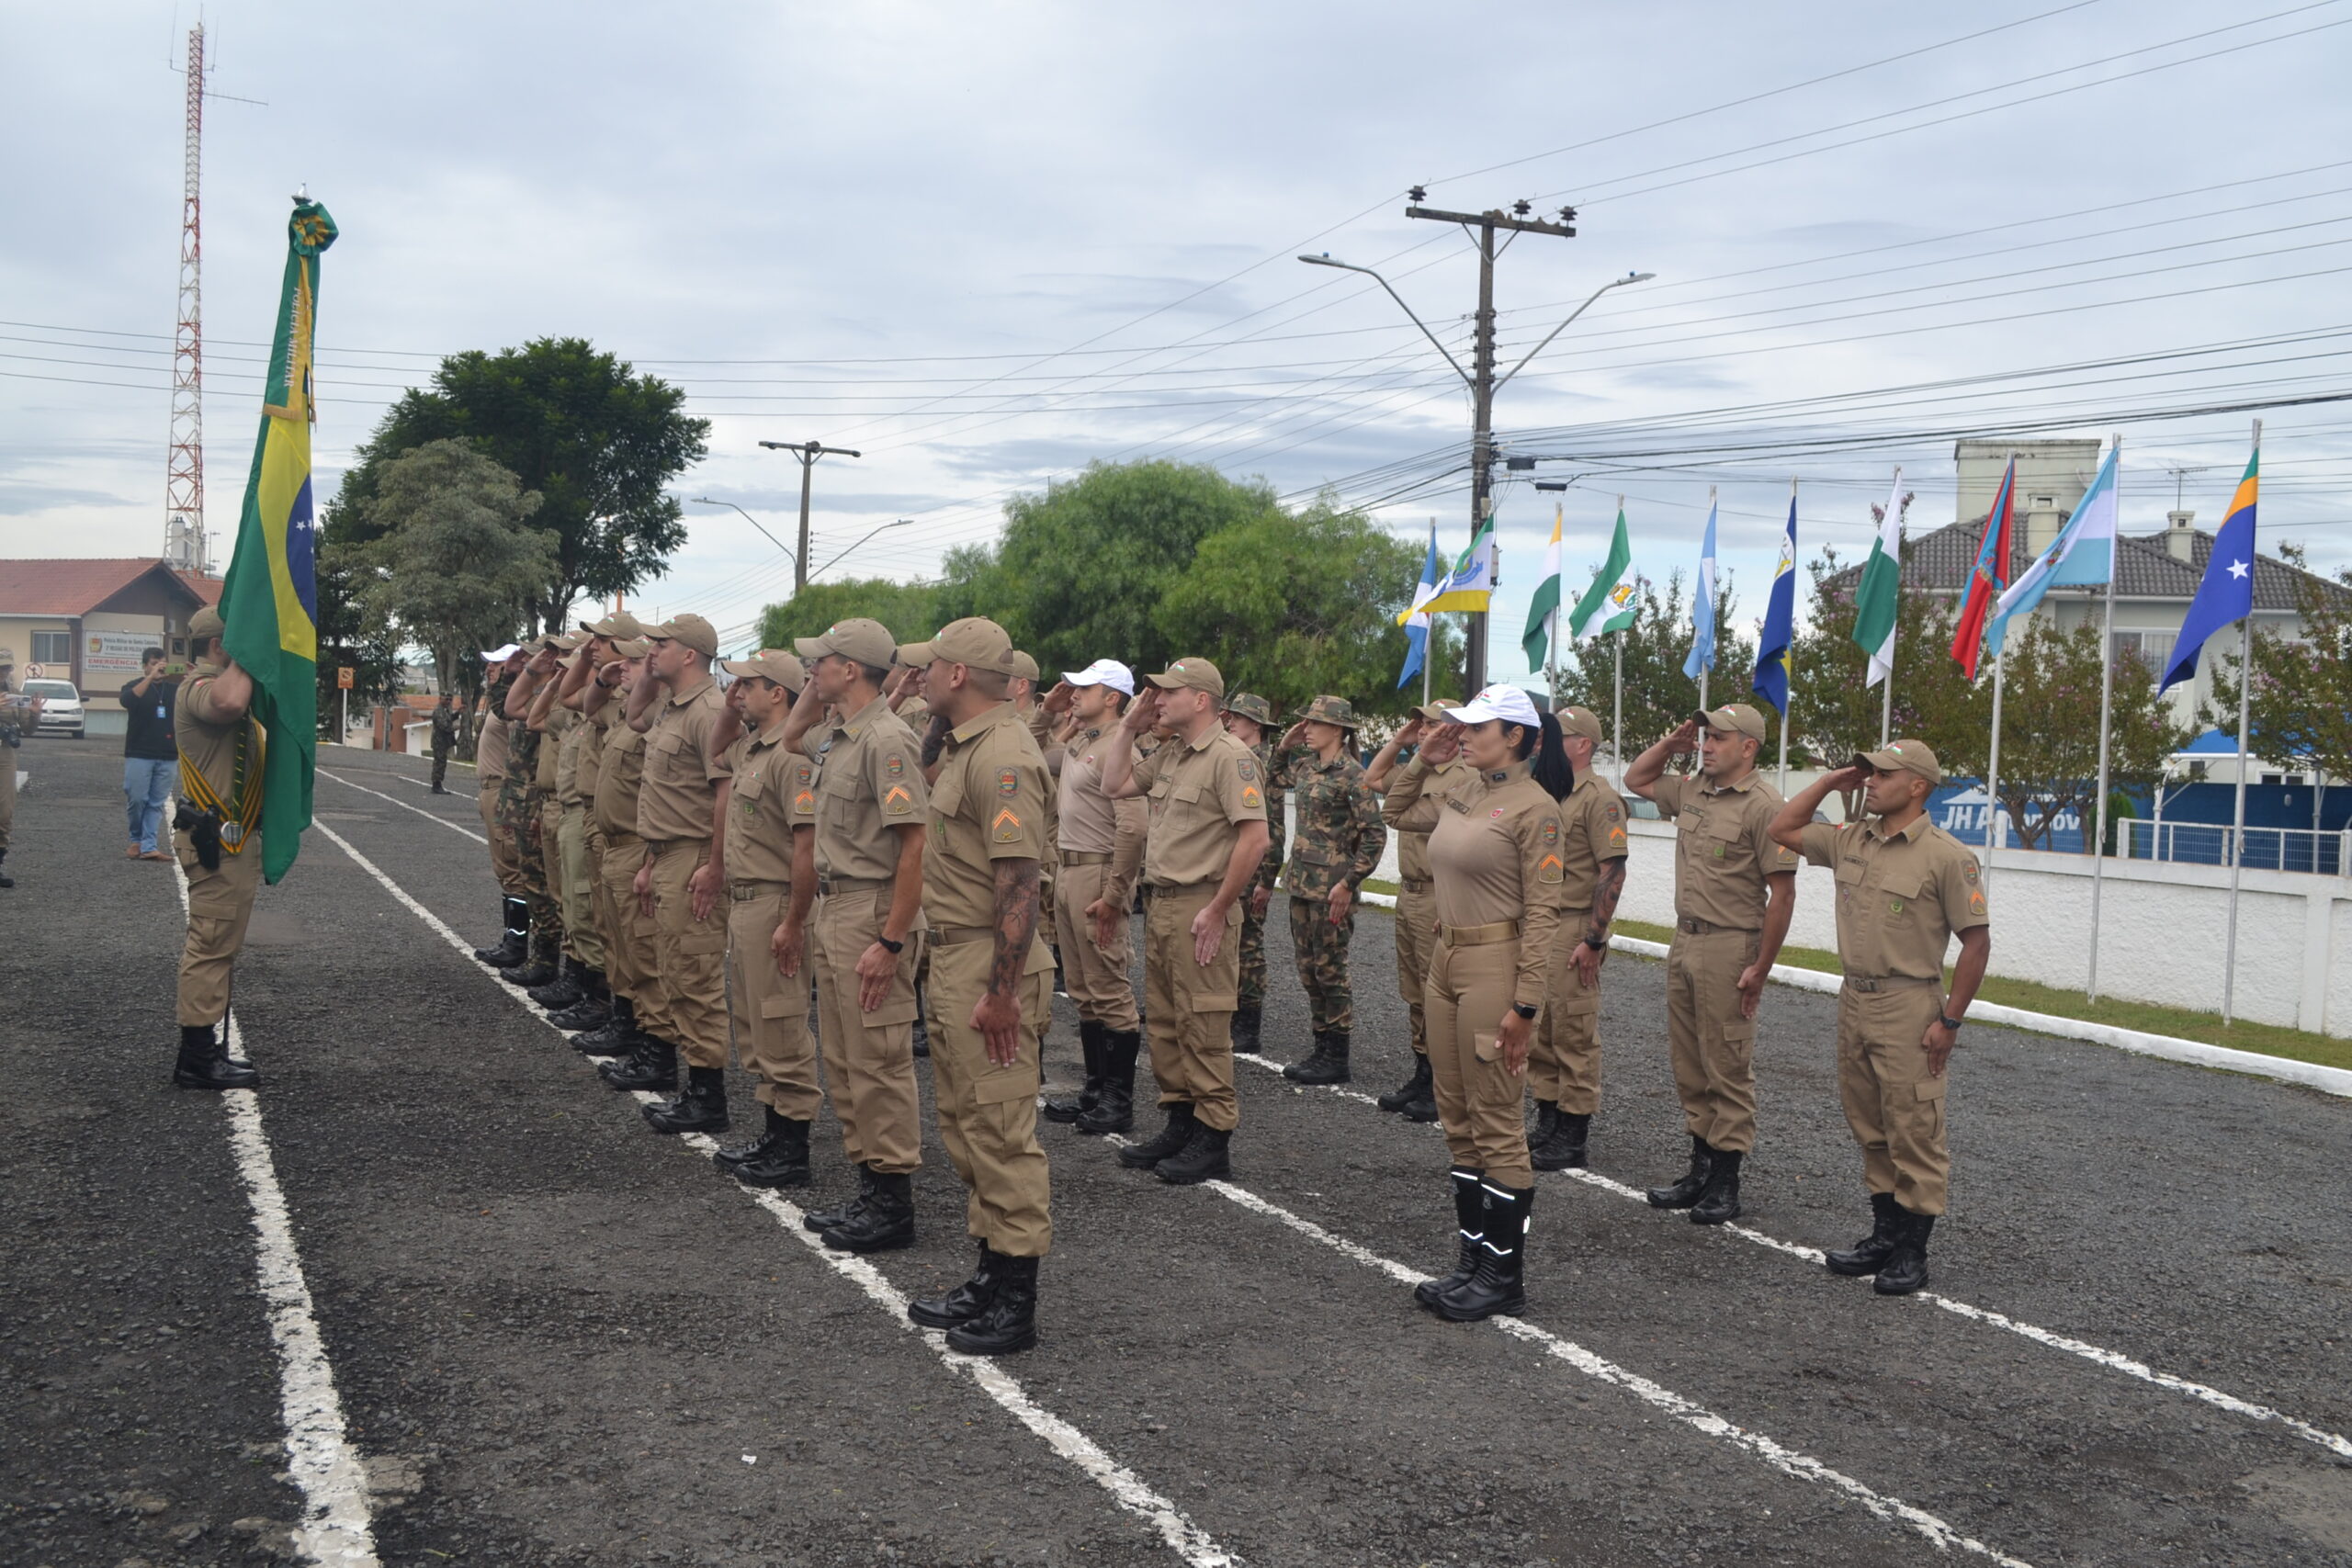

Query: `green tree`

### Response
(1554, 569, 1757, 765)
(310, 526, 407, 741)
(336, 337, 707, 630)
(1984, 616, 2189, 851)
(1792, 544, 1985, 777)
(757, 577, 943, 650)
(351, 441, 555, 700)
(2208, 545, 2352, 829)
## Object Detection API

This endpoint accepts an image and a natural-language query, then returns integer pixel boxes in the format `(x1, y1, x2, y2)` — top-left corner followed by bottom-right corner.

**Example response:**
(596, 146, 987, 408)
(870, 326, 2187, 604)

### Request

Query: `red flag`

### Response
(1949, 457, 2016, 681)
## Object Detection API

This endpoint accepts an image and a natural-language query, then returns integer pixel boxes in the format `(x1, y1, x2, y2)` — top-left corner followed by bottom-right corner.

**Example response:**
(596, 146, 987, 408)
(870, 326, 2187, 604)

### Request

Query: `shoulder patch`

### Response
(1604, 802, 1623, 822)
(795, 789, 815, 814)
(1540, 820, 1559, 845)
(885, 753, 905, 779)
(992, 807, 1023, 842)
(998, 767, 1019, 795)
(1969, 890, 1987, 916)
(1962, 860, 1980, 886)
(1241, 785, 1262, 810)
(1537, 853, 1564, 885)
(884, 784, 913, 816)
(1608, 826, 1627, 850)
(1238, 758, 1258, 783)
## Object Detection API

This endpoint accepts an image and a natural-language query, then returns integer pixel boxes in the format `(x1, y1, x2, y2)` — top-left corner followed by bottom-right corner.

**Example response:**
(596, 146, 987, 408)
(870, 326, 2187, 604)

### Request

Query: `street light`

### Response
(808, 519, 912, 582)
(1298, 254, 1471, 385)
(756, 439, 863, 593)
(689, 497, 797, 578)
(1496, 271, 1656, 393)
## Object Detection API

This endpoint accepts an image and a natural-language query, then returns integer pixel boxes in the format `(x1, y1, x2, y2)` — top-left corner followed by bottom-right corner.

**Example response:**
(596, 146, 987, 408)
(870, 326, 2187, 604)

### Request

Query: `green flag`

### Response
(1566, 503, 1635, 640)
(1521, 504, 1564, 670)
(216, 197, 337, 884)
(1852, 469, 1905, 686)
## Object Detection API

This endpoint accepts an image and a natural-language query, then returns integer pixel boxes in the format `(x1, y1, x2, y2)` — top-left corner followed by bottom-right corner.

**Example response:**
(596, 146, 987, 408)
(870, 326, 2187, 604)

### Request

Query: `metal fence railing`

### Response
(2123, 819, 2351, 875)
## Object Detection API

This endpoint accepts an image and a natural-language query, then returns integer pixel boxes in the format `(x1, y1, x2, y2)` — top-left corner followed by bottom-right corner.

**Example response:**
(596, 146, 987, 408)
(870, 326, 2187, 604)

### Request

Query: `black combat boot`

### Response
(1117, 1103, 1195, 1168)
(908, 1241, 1000, 1329)
(1154, 1122, 1231, 1185)
(910, 982, 931, 1058)
(1074, 1030, 1138, 1135)
(1689, 1147, 1744, 1225)
(173, 1022, 258, 1091)
(1229, 1005, 1262, 1055)
(571, 993, 639, 1055)
(1434, 1181, 1532, 1322)
(473, 897, 527, 965)
(1528, 1100, 1560, 1153)
(1534, 1111, 1591, 1172)
(732, 1115, 813, 1189)
(1871, 1210, 1935, 1296)
(643, 1065, 729, 1134)
(1285, 1029, 1351, 1085)
(945, 1253, 1038, 1356)
(1378, 1053, 1432, 1114)
(803, 1164, 876, 1233)
(1042, 1020, 1104, 1123)
(1415, 1167, 1487, 1309)
(1826, 1192, 1905, 1277)
(547, 968, 609, 1031)
(823, 1169, 914, 1253)
(1645, 1135, 1715, 1210)
(528, 955, 586, 1010)
(1397, 1065, 1439, 1123)
(599, 1036, 677, 1092)
(0, 850, 11, 888)
(501, 926, 559, 990)
(715, 1104, 786, 1171)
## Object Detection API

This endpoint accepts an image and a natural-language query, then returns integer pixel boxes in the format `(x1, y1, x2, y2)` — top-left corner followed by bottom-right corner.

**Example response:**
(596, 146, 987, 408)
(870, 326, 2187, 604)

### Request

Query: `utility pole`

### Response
(758, 440, 861, 594)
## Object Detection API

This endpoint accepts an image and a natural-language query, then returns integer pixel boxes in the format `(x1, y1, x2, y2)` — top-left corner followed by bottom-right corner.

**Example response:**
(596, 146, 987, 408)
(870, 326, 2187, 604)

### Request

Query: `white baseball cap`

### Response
(481, 643, 524, 661)
(1442, 682, 1544, 729)
(1061, 658, 1136, 696)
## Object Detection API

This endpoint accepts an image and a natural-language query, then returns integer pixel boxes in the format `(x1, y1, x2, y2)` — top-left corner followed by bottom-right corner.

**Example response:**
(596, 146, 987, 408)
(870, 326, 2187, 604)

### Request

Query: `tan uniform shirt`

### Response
(174, 658, 263, 829)
(575, 703, 609, 806)
(476, 710, 509, 787)
(1399, 758, 1566, 1010)
(595, 721, 648, 840)
(802, 693, 927, 881)
(726, 723, 813, 886)
(551, 706, 585, 806)
(1799, 814, 1987, 982)
(1130, 726, 1267, 887)
(1382, 754, 1474, 886)
(925, 703, 1052, 942)
(1045, 719, 1148, 893)
(532, 700, 561, 793)
(635, 676, 729, 844)
(1557, 773, 1631, 910)
(1653, 771, 1798, 931)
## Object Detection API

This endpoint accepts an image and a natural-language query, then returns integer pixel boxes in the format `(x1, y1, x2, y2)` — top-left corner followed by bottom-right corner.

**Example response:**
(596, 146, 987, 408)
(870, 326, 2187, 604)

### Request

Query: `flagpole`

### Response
(1779, 476, 1793, 794)
(1983, 647, 2007, 892)
(2222, 417, 2261, 1026)
(1879, 466, 1902, 747)
(2086, 433, 2121, 1002)
(1611, 629, 1624, 789)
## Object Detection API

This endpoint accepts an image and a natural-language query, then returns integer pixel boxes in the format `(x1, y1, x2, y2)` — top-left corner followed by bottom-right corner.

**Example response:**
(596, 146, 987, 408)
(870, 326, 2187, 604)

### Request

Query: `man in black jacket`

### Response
(121, 648, 178, 862)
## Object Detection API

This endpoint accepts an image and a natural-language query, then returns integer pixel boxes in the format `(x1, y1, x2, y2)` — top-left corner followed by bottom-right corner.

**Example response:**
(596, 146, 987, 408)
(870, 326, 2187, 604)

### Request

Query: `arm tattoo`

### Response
(990, 858, 1041, 998)
(1588, 858, 1627, 944)
(921, 713, 952, 769)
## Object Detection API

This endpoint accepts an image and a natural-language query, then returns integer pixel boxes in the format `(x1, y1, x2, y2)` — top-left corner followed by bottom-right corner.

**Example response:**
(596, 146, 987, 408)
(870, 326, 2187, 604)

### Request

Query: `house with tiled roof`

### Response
(0, 558, 225, 735)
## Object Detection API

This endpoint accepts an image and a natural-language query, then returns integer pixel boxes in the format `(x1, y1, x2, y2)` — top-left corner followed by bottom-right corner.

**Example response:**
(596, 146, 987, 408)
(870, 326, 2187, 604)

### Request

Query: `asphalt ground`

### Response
(7, 736, 2352, 1568)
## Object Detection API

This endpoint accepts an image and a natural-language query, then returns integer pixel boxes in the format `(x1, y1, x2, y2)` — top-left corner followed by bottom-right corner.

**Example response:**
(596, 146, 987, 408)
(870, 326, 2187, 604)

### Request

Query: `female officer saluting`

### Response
(1381, 683, 1571, 1321)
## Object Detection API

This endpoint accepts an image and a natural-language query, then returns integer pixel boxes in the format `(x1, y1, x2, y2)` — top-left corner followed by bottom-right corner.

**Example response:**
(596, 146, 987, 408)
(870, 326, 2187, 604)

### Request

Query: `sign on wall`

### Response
(84, 629, 159, 677)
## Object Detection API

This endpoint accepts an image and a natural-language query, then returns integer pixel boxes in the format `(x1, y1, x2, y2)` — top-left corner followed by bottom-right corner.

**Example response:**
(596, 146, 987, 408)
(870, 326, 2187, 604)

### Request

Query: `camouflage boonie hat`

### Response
(1222, 692, 1273, 726)
(1298, 694, 1358, 730)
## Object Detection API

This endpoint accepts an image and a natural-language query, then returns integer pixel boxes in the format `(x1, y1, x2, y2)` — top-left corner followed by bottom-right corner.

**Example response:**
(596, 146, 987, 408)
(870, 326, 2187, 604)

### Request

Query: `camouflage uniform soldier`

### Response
(1269, 695, 1386, 1085)
(429, 694, 461, 794)
(1218, 692, 1285, 1054)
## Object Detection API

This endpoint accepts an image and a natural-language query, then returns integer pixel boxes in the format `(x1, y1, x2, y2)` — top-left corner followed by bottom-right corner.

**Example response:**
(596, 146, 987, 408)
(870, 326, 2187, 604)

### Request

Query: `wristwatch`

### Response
(1511, 1002, 1539, 1021)
(1938, 1013, 1964, 1032)
(1582, 935, 1608, 953)
(876, 935, 905, 954)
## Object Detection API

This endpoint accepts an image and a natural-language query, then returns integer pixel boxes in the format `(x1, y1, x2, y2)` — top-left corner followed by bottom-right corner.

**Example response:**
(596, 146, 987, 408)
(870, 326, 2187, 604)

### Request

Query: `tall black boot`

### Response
(600, 1036, 676, 1091)
(1826, 1192, 1905, 1277)
(572, 993, 638, 1055)
(1154, 1121, 1231, 1185)
(1285, 1028, 1351, 1085)
(1229, 1005, 1262, 1055)
(1378, 1053, 1432, 1114)
(643, 1065, 729, 1134)
(1689, 1147, 1744, 1225)
(1043, 1020, 1104, 1123)
(804, 1163, 876, 1233)
(173, 1022, 257, 1091)
(1074, 1030, 1138, 1135)
(909, 1241, 1000, 1329)
(715, 1103, 786, 1170)
(910, 982, 931, 1058)
(1871, 1210, 1935, 1296)
(945, 1253, 1038, 1356)
(1645, 1135, 1715, 1210)
(1434, 1180, 1532, 1323)
(501, 924, 559, 989)
(1117, 1103, 1195, 1168)
(731, 1114, 813, 1189)
(1528, 1100, 1559, 1153)
(823, 1169, 914, 1253)
(1534, 1111, 1591, 1172)
(528, 954, 586, 1010)
(474, 897, 527, 965)
(1415, 1167, 1487, 1309)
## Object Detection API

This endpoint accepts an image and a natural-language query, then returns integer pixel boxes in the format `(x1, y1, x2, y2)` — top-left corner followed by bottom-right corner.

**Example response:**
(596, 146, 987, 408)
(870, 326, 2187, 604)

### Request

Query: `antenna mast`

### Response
(165, 22, 206, 574)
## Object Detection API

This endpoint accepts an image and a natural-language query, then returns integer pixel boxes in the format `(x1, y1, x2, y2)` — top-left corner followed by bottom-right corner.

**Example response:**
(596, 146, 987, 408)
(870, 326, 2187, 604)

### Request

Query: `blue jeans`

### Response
(125, 756, 174, 852)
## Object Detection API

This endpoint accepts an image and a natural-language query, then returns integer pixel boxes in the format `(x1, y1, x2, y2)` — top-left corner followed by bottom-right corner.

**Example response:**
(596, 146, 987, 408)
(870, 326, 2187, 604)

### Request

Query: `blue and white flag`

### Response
(1752, 488, 1797, 714)
(1993, 442, 2119, 639)
(2160, 441, 2259, 694)
(1397, 522, 1442, 687)
(1683, 493, 1718, 680)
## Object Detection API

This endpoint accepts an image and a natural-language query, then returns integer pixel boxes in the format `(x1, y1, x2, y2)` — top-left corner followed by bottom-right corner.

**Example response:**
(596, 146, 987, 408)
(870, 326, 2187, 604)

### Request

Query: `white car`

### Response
(20, 678, 84, 739)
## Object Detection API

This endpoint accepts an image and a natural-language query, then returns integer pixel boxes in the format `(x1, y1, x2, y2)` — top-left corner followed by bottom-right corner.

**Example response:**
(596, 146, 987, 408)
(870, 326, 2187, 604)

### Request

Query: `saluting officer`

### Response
(1217, 692, 1285, 1055)
(1526, 705, 1629, 1171)
(494, 636, 565, 988)
(1100, 659, 1270, 1184)
(1770, 740, 1989, 1295)
(1034, 660, 1147, 1135)
(782, 618, 930, 1253)
(1270, 695, 1386, 1085)
(582, 639, 666, 1066)
(896, 617, 1056, 1355)
(470, 647, 531, 967)
(1623, 703, 1798, 1225)
(1379, 684, 1571, 1322)
(701, 649, 820, 1189)
(169, 606, 263, 1090)
(1364, 698, 1469, 1122)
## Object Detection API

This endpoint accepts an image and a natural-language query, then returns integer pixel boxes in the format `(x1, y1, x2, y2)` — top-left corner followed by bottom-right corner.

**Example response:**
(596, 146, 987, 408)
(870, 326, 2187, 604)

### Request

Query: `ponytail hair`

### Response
(1512, 711, 1575, 800)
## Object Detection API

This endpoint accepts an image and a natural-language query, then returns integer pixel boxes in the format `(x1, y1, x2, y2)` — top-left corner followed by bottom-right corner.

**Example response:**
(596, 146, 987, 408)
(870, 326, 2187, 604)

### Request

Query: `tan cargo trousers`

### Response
(1663, 925, 1759, 1154)
(1053, 855, 1137, 1032)
(1423, 930, 1533, 1189)
(727, 884, 821, 1120)
(810, 881, 924, 1177)
(598, 833, 661, 1019)
(556, 804, 605, 970)
(176, 829, 263, 1026)
(1836, 981, 1951, 1215)
(645, 837, 728, 1069)
(1141, 883, 1242, 1132)
(925, 931, 1055, 1257)
(1394, 883, 1436, 1057)
(1531, 906, 1601, 1114)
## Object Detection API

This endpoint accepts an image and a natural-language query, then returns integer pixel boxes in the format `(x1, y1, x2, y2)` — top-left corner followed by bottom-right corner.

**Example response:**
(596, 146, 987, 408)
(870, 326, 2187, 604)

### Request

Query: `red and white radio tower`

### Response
(165, 23, 207, 574)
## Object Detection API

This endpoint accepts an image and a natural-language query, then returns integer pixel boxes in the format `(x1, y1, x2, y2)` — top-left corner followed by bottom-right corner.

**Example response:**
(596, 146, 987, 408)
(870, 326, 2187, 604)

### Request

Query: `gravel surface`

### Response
(7, 737, 2352, 1568)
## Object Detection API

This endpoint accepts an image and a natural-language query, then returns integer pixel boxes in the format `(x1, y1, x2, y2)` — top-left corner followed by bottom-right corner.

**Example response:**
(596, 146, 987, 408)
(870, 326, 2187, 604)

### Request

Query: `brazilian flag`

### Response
(217, 197, 337, 885)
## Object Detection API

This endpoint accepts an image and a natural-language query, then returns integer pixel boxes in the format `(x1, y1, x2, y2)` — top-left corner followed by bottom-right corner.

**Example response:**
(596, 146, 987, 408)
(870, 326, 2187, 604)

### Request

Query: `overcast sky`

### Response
(5, 0, 2348, 676)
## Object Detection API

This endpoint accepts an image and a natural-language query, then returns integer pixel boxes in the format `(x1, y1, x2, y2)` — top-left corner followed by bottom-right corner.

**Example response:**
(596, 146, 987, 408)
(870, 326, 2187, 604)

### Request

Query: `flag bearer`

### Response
(1526, 705, 1629, 1170)
(1770, 740, 1989, 1295)
(170, 606, 263, 1090)
(1364, 699, 1472, 1122)
(1269, 696, 1386, 1085)
(1623, 704, 1798, 1225)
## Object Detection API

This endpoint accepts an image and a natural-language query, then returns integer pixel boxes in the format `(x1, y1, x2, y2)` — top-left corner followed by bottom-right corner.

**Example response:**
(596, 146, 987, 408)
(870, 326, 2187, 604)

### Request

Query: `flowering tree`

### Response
(1976, 616, 2189, 851)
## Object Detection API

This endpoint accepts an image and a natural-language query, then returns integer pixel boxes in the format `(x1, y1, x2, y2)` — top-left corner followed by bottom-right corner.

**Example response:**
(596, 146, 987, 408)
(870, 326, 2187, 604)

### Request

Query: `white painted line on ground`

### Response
(317, 768, 486, 844)
(311, 821, 1238, 1568)
(1232, 1050, 2352, 1461)
(168, 854, 381, 1568)
(1116, 1139, 2030, 1567)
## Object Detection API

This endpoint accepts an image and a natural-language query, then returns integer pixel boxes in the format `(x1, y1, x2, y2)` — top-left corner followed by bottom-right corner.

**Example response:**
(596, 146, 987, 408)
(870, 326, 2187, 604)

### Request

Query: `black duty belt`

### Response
(729, 879, 791, 901)
(818, 874, 890, 896)
(1677, 917, 1757, 936)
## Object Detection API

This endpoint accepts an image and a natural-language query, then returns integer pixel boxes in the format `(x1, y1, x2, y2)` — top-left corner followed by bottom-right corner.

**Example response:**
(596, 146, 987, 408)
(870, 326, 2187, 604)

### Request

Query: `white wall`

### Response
(1612, 820, 2352, 1037)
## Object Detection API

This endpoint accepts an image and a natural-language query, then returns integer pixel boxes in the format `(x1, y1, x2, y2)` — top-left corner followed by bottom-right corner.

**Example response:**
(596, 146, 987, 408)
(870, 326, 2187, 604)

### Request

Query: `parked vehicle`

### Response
(21, 678, 84, 738)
